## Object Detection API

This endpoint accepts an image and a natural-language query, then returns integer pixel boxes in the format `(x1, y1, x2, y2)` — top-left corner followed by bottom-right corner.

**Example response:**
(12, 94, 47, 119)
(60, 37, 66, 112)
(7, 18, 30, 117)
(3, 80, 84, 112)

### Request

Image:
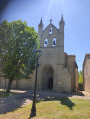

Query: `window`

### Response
(44, 39, 48, 47)
(52, 38, 56, 46)
(49, 28, 52, 34)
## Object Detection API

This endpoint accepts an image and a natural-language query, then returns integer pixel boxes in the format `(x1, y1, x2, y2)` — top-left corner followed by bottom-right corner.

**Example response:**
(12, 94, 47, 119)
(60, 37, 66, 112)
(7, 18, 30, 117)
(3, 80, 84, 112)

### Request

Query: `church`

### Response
(37, 16, 78, 93)
(0, 16, 78, 93)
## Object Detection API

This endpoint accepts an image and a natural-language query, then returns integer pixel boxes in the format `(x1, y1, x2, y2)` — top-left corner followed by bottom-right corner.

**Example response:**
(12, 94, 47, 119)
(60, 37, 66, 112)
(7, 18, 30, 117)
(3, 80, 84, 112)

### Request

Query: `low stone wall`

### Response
(0, 71, 35, 90)
(0, 78, 16, 89)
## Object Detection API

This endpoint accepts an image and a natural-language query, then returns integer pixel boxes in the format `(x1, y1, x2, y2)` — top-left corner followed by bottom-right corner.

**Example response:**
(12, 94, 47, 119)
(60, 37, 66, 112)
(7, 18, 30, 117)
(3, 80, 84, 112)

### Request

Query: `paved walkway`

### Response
(0, 89, 90, 115)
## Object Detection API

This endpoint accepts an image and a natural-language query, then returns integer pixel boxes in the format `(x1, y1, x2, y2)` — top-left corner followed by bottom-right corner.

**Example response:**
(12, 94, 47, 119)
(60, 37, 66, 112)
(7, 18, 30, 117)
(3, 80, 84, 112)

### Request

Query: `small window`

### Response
(44, 39, 48, 47)
(49, 28, 52, 34)
(52, 38, 56, 46)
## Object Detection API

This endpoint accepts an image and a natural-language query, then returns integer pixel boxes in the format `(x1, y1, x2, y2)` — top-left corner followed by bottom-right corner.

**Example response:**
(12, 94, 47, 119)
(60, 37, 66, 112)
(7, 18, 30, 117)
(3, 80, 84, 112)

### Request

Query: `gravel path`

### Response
(0, 89, 90, 115)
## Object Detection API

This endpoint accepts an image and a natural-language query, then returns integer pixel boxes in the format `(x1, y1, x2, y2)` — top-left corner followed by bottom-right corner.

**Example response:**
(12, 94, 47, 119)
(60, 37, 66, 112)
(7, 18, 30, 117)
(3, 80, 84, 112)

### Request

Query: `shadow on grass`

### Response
(37, 97, 75, 110)
(0, 91, 19, 98)
(60, 97, 75, 110)
(30, 96, 75, 118)
(0, 89, 76, 118)
(0, 90, 33, 115)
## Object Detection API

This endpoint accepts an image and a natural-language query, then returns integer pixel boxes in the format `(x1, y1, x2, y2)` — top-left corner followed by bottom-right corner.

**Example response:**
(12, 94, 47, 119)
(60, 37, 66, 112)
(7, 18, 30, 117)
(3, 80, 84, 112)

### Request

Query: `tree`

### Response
(0, 20, 39, 92)
(78, 70, 83, 84)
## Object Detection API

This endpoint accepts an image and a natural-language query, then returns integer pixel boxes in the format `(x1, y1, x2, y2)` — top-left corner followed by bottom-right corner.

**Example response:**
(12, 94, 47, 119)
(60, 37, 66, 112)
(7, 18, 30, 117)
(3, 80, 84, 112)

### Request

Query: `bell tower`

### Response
(59, 15, 65, 53)
(38, 17, 44, 40)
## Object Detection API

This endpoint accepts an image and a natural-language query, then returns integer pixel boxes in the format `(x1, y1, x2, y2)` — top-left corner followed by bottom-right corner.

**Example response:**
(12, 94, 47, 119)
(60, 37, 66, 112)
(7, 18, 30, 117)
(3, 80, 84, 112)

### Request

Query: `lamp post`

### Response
(30, 49, 42, 118)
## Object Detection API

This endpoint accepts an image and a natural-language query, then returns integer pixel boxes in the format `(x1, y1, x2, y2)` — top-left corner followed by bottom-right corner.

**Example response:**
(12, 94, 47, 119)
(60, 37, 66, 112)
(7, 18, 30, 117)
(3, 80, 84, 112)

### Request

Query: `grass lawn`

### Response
(0, 89, 18, 97)
(0, 97, 90, 119)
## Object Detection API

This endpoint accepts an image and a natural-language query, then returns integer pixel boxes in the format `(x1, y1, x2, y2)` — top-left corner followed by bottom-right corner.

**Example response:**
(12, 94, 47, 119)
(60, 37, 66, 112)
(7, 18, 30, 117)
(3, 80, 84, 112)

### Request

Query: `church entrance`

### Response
(42, 66, 53, 90)
(48, 77, 53, 89)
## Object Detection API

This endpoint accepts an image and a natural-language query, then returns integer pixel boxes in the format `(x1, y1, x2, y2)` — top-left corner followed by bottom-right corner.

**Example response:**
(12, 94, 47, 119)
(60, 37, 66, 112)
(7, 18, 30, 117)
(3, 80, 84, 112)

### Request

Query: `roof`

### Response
(43, 23, 59, 32)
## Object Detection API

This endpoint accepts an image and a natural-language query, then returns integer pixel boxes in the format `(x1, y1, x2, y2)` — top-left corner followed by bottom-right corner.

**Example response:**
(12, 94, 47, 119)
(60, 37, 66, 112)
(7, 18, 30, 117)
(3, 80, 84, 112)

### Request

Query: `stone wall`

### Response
(83, 54, 90, 93)
(67, 55, 78, 93)
(0, 71, 35, 90)
(16, 71, 35, 89)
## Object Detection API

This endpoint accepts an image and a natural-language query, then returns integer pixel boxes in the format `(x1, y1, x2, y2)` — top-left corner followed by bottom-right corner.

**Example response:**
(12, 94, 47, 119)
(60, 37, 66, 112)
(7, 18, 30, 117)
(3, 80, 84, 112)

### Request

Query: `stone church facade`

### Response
(37, 16, 78, 93)
(0, 16, 78, 93)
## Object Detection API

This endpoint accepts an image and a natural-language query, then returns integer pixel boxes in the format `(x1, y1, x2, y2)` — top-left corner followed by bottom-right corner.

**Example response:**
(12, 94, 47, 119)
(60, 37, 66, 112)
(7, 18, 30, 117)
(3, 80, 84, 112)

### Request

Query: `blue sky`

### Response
(0, 0, 90, 71)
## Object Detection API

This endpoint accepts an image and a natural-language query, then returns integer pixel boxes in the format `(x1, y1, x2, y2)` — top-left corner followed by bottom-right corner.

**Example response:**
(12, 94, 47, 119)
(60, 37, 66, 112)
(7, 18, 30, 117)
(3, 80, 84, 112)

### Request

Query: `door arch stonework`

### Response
(42, 65, 54, 90)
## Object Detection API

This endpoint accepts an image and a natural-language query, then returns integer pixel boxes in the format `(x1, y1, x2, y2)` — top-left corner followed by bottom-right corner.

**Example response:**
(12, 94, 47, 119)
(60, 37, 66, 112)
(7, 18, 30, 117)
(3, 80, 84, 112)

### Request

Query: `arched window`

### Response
(52, 38, 56, 46)
(49, 28, 52, 34)
(44, 39, 48, 47)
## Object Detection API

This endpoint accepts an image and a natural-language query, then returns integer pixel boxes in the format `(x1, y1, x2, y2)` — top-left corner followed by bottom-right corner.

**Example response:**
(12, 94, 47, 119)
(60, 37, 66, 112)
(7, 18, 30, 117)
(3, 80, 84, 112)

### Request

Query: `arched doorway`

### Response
(42, 66, 53, 90)
(48, 77, 53, 89)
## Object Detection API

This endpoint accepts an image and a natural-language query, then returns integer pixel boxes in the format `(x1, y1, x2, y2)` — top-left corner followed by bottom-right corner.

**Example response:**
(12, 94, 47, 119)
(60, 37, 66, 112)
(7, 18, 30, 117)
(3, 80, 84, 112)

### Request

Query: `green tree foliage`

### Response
(78, 70, 83, 84)
(0, 20, 39, 92)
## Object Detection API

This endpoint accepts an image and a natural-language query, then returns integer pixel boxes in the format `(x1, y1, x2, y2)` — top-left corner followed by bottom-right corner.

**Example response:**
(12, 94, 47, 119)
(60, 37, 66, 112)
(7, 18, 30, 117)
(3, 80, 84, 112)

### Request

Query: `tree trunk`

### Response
(6, 78, 13, 92)
(4, 79, 7, 91)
